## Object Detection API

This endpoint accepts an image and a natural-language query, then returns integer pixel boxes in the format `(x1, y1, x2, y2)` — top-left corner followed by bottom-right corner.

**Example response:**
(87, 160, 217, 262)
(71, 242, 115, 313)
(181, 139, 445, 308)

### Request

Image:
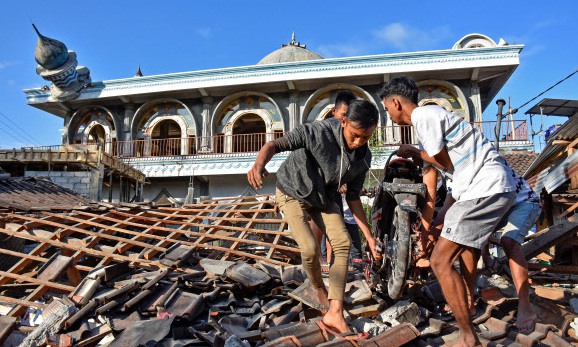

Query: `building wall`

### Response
(103, 173, 279, 203)
(25, 170, 95, 198)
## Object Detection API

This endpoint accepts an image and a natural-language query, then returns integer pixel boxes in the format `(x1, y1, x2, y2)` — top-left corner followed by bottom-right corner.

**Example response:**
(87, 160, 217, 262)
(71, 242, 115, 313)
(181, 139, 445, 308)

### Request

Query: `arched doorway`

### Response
(232, 113, 266, 152)
(87, 124, 106, 146)
(151, 119, 182, 156)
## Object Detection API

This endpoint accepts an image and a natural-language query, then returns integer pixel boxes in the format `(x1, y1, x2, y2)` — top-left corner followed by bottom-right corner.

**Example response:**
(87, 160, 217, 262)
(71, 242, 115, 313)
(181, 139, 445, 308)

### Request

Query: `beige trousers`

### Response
(276, 188, 351, 300)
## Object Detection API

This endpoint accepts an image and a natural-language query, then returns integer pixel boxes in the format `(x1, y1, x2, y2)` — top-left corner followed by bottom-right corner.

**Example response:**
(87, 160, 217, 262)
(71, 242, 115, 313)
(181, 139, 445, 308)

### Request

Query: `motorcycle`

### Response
(370, 151, 427, 299)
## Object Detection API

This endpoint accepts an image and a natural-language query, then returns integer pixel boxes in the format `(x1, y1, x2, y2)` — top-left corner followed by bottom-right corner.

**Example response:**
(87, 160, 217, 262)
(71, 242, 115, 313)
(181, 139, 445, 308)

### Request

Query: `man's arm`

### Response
(397, 144, 454, 172)
(247, 141, 276, 189)
(420, 165, 438, 234)
(431, 193, 455, 239)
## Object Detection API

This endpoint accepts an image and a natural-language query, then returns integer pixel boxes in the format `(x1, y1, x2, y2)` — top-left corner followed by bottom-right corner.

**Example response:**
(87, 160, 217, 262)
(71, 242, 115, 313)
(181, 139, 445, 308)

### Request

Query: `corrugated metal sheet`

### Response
(524, 107, 578, 177)
(525, 98, 578, 117)
(542, 150, 578, 193)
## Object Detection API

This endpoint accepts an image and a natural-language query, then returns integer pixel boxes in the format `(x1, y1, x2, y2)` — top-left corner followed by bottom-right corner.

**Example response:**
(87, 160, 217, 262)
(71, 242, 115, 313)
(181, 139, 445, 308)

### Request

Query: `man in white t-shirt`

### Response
(379, 76, 516, 347)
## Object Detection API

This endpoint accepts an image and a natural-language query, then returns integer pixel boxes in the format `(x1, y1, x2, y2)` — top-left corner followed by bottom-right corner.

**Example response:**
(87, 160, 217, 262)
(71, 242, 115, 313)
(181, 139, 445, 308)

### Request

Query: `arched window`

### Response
(304, 89, 365, 123)
(150, 119, 182, 156)
(232, 113, 266, 153)
(72, 110, 115, 145)
(136, 102, 190, 135)
(418, 84, 467, 119)
(216, 96, 281, 130)
(214, 95, 283, 153)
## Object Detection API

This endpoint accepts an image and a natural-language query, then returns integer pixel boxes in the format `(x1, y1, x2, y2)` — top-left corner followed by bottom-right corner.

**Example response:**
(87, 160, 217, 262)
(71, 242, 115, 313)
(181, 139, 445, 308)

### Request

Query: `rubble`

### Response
(0, 193, 576, 346)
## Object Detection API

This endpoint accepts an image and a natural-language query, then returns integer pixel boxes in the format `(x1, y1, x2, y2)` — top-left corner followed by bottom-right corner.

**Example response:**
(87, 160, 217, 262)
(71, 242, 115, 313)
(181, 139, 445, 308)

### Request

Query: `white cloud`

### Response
(373, 23, 452, 51)
(0, 61, 20, 70)
(196, 28, 212, 38)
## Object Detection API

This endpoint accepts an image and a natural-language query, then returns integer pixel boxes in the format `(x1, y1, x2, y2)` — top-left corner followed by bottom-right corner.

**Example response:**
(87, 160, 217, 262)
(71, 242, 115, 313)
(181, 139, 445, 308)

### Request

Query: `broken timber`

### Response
(0, 195, 297, 318)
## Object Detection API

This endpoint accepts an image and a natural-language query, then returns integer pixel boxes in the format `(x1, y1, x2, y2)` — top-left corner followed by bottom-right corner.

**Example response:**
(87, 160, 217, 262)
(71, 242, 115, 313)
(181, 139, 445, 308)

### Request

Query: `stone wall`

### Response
(25, 171, 95, 198)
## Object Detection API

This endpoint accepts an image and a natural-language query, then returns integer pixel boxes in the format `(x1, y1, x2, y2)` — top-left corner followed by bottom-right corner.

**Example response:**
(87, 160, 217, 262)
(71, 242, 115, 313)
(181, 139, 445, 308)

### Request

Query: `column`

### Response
(288, 92, 299, 130)
(62, 111, 72, 144)
(200, 97, 213, 152)
(122, 104, 136, 156)
(470, 83, 483, 123)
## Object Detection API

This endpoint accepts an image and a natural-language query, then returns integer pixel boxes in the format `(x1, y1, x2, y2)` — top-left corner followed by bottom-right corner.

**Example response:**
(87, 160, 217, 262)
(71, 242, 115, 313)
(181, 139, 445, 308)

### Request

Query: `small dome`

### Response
(452, 33, 498, 49)
(33, 24, 69, 70)
(258, 33, 323, 65)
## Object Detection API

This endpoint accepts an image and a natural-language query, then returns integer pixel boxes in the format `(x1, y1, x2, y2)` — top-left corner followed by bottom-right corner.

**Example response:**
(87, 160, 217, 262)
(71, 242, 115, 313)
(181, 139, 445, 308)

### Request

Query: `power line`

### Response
(0, 125, 31, 147)
(0, 110, 42, 146)
(516, 68, 578, 110)
(0, 118, 39, 146)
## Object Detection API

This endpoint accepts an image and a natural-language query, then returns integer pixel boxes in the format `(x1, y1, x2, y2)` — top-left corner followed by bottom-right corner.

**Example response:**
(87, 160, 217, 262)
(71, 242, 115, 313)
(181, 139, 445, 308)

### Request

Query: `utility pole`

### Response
(494, 98, 518, 152)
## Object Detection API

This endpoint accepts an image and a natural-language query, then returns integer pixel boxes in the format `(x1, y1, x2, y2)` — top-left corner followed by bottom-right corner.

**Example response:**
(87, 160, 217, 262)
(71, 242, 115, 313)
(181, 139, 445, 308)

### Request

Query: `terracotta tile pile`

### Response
(0, 177, 100, 213)
(0, 194, 576, 346)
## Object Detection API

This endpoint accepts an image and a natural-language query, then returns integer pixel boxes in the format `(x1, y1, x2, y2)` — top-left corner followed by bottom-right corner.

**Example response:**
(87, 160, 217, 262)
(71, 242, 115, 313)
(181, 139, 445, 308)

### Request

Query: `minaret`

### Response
(282, 32, 306, 49)
(134, 65, 143, 77)
(33, 24, 91, 101)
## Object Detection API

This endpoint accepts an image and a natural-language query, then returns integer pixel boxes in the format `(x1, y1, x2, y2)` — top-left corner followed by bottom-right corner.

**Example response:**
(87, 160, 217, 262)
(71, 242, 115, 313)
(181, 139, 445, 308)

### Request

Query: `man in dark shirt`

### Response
(248, 100, 380, 340)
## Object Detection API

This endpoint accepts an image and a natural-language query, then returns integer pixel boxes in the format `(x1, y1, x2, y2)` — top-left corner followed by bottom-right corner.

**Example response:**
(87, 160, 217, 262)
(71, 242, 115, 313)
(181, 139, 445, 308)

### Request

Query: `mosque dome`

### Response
(33, 24, 69, 70)
(257, 33, 324, 65)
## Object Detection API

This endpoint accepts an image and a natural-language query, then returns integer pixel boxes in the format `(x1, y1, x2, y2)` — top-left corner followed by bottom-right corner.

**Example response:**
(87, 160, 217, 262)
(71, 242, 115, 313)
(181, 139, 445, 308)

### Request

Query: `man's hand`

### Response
(247, 165, 268, 189)
(338, 183, 348, 195)
(366, 236, 382, 261)
(417, 224, 441, 259)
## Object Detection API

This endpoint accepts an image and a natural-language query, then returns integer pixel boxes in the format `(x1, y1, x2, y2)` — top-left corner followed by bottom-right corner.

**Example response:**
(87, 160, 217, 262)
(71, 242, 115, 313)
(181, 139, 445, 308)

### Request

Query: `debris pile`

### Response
(0, 195, 576, 346)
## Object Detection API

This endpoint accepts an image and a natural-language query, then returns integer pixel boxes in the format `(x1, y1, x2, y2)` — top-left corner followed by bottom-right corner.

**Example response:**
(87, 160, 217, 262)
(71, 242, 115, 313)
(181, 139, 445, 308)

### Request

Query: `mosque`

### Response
(24, 29, 531, 202)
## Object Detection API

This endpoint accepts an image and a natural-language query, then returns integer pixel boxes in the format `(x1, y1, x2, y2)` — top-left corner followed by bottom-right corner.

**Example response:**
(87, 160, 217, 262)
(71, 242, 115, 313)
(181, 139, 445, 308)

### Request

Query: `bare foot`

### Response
(515, 310, 537, 334)
(447, 332, 481, 347)
(322, 310, 349, 334)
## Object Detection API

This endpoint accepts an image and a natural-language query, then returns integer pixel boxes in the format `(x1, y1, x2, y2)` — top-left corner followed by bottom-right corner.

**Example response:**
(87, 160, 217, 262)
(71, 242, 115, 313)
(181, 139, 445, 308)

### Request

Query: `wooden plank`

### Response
(0, 296, 46, 309)
(516, 220, 578, 260)
(0, 247, 91, 272)
(0, 270, 75, 291)
(107, 209, 290, 236)
(528, 263, 578, 275)
(16, 213, 167, 253)
(0, 223, 292, 268)
(62, 212, 298, 253)
(561, 199, 578, 217)
(223, 202, 265, 261)
(0, 227, 172, 270)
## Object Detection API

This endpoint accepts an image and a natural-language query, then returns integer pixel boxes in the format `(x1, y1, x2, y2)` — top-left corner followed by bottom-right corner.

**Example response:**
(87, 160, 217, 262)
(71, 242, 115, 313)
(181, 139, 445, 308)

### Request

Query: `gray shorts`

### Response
(441, 192, 516, 249)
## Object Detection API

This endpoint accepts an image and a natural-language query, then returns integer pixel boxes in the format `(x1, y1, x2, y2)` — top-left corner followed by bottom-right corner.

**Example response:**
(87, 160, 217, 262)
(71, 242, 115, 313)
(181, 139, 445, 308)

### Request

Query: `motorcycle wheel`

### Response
(387, 205, 411, 299)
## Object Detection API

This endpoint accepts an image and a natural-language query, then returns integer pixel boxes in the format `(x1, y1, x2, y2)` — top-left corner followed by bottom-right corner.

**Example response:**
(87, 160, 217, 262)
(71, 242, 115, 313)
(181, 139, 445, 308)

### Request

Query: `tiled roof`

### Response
(0, 176, 94, 211)
(502, 150, 539, 176)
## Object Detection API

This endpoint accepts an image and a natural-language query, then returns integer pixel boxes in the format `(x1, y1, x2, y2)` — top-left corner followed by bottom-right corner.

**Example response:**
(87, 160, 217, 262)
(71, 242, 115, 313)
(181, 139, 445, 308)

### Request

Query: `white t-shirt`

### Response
(412, 105, 515, 201)
(342, 196, 357, 225)
(508, 167, 539, 205)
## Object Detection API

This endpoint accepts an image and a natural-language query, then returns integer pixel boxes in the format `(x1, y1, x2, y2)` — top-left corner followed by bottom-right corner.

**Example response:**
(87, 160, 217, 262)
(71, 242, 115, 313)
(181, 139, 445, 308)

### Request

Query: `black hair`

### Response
(346, 100, 378, 128)
(378, 76, 419, 105)
(334, 90, 357, 108)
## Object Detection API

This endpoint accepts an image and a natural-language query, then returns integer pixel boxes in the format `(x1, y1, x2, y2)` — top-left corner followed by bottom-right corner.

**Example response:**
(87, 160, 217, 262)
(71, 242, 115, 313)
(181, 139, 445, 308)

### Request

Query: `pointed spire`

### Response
(134, 65, 143, 77)
(33, 24, 69, 70)
(282, 31, 306, 49)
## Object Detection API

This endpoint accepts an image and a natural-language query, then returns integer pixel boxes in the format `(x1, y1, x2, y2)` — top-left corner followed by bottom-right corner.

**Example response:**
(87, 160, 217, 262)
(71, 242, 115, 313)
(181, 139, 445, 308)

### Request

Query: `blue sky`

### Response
(1, 0, 576, 151)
